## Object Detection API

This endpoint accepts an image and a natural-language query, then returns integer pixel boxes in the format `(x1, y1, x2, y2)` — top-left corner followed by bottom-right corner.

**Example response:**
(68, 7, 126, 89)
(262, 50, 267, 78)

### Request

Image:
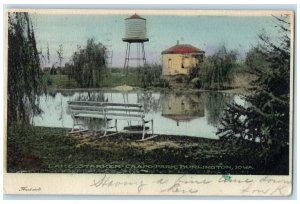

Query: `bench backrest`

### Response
(67, 101, 145, 119)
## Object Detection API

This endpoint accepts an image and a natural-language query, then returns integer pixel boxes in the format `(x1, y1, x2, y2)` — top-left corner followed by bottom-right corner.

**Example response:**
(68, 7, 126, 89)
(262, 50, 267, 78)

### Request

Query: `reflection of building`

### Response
(161, 93, 204, 126)
(162, 42, 205, 76)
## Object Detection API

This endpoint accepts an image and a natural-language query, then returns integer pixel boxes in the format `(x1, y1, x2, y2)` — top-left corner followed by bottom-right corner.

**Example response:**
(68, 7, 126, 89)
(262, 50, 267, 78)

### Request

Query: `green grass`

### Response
(47, 71, 141, 89)
(6, 124, 289, 174)
(102, 71, 141, 87)
(48, 74, 78, 89)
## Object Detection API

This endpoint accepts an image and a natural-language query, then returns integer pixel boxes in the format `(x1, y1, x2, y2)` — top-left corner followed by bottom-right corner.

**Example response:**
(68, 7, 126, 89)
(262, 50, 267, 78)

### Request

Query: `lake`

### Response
(33, 90, 242, 139)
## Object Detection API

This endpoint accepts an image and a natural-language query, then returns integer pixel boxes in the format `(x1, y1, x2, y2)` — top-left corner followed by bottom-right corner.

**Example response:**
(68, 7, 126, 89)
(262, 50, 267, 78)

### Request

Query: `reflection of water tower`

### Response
(122, 14, 149, 74)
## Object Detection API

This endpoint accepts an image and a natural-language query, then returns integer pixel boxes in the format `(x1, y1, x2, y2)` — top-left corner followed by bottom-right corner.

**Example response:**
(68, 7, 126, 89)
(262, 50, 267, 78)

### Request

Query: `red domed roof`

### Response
(162, 44, 204, 54)
(125, 13, 146, 20)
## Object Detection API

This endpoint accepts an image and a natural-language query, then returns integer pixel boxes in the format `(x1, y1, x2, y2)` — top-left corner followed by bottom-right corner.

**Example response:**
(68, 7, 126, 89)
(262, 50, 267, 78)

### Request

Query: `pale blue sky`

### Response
(31, 13, 280, 67)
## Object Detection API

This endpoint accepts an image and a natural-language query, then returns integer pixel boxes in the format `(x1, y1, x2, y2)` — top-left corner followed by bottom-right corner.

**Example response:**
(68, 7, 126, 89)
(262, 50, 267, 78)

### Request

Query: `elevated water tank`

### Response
(122, 13, 149, 42)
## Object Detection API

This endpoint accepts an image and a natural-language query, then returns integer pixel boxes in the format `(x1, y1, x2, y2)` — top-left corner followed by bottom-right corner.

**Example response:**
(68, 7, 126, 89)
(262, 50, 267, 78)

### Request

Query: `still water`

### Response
(33, 90, 241, 139)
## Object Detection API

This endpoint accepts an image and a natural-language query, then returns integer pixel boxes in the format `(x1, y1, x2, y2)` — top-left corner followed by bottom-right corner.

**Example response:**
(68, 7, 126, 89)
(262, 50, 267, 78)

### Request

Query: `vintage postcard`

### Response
(3, 9, 294, 196)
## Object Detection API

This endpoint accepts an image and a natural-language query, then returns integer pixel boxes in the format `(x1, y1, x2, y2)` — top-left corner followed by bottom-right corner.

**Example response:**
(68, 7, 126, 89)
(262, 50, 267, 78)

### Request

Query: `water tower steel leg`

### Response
(141, 42, 146, 65)
(127, 43, 131, 75)
(124, 41, 147, 74)
(137, 43, 140, 67)
(124, 43, 129, 74)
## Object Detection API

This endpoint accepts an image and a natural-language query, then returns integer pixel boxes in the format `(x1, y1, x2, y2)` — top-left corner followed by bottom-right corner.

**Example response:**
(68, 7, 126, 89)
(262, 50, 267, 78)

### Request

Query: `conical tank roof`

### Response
(125, 13, 146, 20)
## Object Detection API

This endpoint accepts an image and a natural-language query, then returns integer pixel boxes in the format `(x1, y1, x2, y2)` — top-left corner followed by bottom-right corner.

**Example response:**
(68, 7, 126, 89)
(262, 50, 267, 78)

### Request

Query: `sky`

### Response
(30, 12, 282, 68)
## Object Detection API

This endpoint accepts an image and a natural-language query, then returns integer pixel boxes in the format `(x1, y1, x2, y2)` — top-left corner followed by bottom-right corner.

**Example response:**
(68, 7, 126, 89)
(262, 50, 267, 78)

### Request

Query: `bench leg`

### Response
(98, 119, 119, 139)
(137, 119, 157, 141)
(69, 129, 88, 134)
(71, 124, 75, 133)
(103, 130, 107, 137)
(99, 132, 119, 138)
(70, 117, 77, 133)
(103, 122, 108, 137)
(102, 117, 111, 137)
(142, 120, 146, 140)
(70, 118, 85, 133)
(151, 119, 154, 135)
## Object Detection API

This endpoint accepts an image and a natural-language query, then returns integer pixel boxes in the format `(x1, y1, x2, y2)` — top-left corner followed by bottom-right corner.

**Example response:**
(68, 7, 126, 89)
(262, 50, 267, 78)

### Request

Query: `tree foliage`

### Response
(188, 45, 238, 89)
(139, 64, 170, 88)
(46, 42, 50, 65)
(57, 44, 63, 67)
(217, 15, 291, 162)
(8, 12, 44, 124)
(68, 38, 107, 87)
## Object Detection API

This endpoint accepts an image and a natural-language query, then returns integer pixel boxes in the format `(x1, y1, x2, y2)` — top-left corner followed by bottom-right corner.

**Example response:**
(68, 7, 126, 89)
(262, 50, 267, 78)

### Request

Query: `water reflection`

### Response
(204, 92, 234, 126)
(137, 92, 161, 113)
(33, 90, 236, 139)
(161, 92, 205, 126)
(74, 92, 105, 102)
(60, 91, 76, 97)
(48, 90, 58, 98)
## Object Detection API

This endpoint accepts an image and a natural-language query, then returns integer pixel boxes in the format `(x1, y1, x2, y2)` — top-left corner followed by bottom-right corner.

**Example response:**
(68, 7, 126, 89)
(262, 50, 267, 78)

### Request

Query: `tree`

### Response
(69, 38, 107, 87)
(57, 44, 63, 67)
(47, 42, 50, 65)
(8, 12, 44, 124)
(209, 45, 238, 89)
(139, 64, 169, 88)
(188, 45, 238, 89)
(217, 15, 291, 164)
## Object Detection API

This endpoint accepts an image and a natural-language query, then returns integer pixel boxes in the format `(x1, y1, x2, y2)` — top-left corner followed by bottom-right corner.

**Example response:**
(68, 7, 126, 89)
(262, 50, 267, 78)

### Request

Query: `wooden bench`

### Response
(67, 101, 157, 141)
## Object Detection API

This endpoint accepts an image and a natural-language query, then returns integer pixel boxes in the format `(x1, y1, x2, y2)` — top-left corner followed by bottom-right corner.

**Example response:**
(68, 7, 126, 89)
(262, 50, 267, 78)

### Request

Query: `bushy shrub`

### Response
(175, 76, 185, 83)
(187, 46, 238, 90)
(187, 66, 200, 82)
(154, 78, 171, 88)
(139, 64, 169, 88)
(191, 77, 202, 89)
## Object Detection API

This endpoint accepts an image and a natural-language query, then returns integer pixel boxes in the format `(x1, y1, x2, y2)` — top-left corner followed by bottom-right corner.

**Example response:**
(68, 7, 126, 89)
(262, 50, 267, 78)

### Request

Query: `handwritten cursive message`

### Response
(240, 176, 292, 196)
(89, 175, 291, 195)
(158, 175, 212, 194)
(90, 174, 147, 193)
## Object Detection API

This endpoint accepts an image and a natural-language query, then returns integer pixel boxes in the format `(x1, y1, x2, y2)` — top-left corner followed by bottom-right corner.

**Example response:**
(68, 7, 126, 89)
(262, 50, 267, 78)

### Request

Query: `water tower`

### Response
(122, 13, 149, 74)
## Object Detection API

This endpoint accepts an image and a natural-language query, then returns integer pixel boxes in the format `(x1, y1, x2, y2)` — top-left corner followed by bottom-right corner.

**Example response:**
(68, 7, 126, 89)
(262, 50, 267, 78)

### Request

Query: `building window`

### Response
(182, 56, 189, 68)
(168, 59, 172, 69)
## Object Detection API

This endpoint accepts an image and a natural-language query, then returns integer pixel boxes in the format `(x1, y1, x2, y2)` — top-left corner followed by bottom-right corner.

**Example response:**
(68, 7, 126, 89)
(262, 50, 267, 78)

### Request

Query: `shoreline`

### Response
(47, 86, 248, 95)
(6, 125, 289, 175)
(33, 125, 220, 141)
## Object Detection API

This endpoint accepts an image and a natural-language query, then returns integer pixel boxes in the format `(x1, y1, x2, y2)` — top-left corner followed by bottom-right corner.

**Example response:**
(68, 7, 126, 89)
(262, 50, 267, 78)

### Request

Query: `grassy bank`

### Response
(47, 74, 78, 89)
(102, 72, 140, 87)
(47, 71, 253, 92)
(7, 125, 288, 174)
(47, 72, 140, 90)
